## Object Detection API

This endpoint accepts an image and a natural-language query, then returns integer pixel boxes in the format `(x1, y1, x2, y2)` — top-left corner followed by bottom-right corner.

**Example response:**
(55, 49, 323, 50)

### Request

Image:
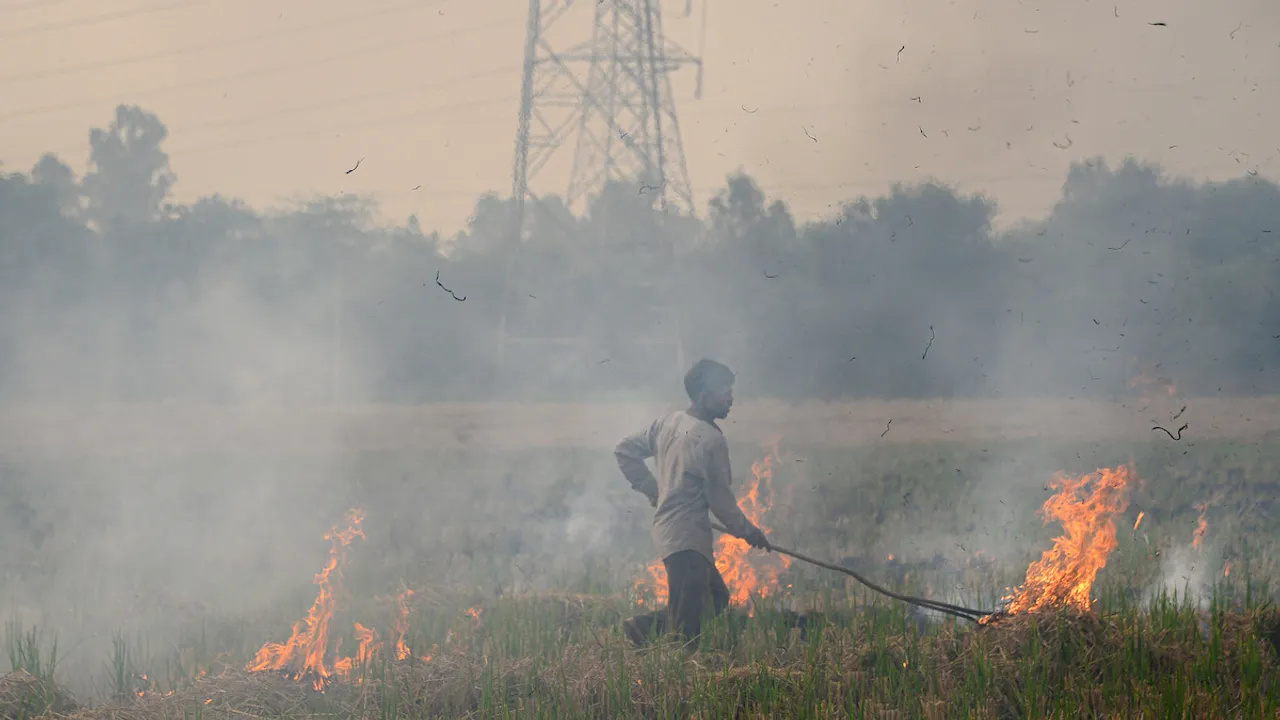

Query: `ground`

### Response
(0, 397, 1277, 717)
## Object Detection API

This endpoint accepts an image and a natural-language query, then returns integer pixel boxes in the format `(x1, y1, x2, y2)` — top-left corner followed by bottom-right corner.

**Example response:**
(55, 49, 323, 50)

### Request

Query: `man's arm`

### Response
(702, 435, 766, 545)
(615, 422, 660, 506)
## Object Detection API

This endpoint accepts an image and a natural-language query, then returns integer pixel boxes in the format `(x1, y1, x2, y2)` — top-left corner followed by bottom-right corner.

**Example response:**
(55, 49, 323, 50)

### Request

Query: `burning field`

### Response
(4, 438, 1280, 718)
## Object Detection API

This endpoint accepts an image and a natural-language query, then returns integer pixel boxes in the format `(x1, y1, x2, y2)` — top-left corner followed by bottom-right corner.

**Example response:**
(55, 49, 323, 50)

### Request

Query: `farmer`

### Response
(616, 358, 772, 646)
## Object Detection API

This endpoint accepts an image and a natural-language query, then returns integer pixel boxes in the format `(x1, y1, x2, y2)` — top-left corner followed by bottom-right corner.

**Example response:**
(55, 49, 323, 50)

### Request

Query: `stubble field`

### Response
(3, 397, 1280, 718)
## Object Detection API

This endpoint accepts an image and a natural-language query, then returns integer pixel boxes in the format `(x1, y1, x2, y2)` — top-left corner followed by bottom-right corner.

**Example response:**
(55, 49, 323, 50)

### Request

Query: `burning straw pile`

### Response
(985, 464, 1134, 621)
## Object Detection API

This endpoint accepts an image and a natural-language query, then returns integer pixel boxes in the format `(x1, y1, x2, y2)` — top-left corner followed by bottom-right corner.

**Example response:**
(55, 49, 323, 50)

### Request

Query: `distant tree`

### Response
(5, 107, 1280, 404)
(81, 105, 176, 231)
(30, 153, 80, 217)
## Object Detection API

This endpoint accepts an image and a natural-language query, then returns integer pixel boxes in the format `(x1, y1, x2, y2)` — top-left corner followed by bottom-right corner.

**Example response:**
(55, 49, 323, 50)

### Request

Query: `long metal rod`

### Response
(711, 522, 995, 623)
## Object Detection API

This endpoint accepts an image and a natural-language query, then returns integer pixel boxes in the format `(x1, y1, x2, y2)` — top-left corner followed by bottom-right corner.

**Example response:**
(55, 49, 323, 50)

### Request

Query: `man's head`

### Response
(684, 358, 735, 420)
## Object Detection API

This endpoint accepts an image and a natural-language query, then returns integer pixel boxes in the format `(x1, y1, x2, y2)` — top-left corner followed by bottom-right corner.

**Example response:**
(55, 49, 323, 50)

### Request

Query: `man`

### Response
(616, 358, 771, 647)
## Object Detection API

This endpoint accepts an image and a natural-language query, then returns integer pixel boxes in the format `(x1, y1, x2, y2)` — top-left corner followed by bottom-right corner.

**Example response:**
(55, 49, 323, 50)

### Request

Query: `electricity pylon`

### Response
(511, 0, 702, 219)
(497, 0, 703, 391)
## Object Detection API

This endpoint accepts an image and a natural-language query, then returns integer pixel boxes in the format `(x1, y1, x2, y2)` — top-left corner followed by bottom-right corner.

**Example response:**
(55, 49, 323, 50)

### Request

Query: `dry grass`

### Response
(0, 669, 77, 719)
(23, 598, 1280, 719)
(5, 427, 1280, 717)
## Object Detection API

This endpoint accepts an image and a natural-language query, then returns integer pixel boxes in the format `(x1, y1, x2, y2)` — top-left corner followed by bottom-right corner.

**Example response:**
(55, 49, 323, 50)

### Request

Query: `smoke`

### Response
(2, 10, 1278, 688)
(1149, 543, 1218, 607)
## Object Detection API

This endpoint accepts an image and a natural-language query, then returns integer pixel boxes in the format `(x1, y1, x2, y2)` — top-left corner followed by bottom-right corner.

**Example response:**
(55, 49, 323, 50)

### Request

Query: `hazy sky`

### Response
(2, 0, 1277, 233)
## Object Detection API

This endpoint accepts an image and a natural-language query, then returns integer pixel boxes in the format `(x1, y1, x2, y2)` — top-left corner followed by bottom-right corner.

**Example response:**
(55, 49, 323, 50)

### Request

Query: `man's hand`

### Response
(743, 525, 772, 551)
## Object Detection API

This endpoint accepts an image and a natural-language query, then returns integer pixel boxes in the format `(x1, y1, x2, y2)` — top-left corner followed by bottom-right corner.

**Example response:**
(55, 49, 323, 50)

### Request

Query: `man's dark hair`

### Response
(684, 358, 735, 401)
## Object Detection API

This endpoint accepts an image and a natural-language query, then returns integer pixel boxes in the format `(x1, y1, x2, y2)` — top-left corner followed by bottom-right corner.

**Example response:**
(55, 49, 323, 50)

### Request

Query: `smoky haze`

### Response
(11, 112, 1279, 404)
(2, 0, 1279, 701)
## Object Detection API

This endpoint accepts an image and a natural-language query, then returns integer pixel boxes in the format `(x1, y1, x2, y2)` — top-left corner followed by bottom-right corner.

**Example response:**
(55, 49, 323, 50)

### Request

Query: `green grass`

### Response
(3, 438, 1280, 716)
(3, 619, 75, 717)
(28, 583, 1273, 718)
(6, 620, 57, 684)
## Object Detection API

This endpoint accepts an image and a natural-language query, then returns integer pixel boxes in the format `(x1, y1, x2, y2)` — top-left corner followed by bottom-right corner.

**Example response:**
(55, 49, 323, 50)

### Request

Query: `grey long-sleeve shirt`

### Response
(615, 409, 757, 563)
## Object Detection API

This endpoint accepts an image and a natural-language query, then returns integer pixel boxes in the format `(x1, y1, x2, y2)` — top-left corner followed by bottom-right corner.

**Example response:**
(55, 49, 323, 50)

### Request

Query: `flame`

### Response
(998, 466, 1133, 616)
(716, 453, 793, 609)
(634, 448, 791, 614)
(245, 511, 420, 689)
(465, 607, 483, 620)
(633, 562, 667, 608)
(1132, 511, 1145, 532)
(393, 588, 414, 660)
(333, 622, 382, 681)
(133, 673, 177, 699)
(1192, 502, 1208, 550)
(245, 509, 366, 690)
(1224, 561, 1231, 578)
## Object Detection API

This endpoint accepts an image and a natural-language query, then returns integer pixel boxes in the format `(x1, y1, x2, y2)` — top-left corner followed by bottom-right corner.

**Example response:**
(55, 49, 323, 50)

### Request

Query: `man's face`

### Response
(702, 384, 734, 419)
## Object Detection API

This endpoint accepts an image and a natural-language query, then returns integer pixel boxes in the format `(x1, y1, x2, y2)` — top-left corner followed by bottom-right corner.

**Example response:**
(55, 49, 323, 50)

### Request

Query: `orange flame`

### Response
(634, 448, 791, 614)
(245, 509, 366, 690)
(1192, 502, 1208, 550)
(134, 673, 174, 699)
(393, 588, 414, 660)
(1132, 511, 1145, 532)
(333, 622, 382, 681)
(999, 466, 1132, 616)
(633, 562, 668, 608)
(717, 453, 792, 610)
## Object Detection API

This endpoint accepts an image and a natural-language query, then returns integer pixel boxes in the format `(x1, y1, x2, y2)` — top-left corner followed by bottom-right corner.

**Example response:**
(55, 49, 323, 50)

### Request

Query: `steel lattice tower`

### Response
(496, 0, 700, 390)
(511, 0, 702, 221)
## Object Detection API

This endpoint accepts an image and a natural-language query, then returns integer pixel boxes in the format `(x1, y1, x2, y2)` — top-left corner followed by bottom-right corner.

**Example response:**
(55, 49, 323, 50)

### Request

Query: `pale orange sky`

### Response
(2, 0, 1277, 234)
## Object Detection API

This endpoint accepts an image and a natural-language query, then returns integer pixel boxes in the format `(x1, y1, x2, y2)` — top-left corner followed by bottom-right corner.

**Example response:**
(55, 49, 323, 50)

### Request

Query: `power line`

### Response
(0, 0, 441, 86)
(177, 66, 520, 136)
(0, 0, 218, 40)
(343, 176, 1080, 200)
(695, 80, 1259, 116)
(0, 0, 77, 13)
(0, 15, 524, 125)
(168, 96, 514, 156)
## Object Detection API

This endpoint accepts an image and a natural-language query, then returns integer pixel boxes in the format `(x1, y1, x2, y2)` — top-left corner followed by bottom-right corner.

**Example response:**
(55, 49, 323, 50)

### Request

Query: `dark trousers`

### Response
(627, 549, 730, 645)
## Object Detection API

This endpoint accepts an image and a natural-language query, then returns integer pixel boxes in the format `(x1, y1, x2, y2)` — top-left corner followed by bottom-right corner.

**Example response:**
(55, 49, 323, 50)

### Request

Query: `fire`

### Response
(133, 673, 174, 699)
(1132, 511, 1145, 532)
(333, 622, 382, 681)
(246, 508, 365, 689)
(393, 588, 414, 660)
(633, 562, 667, 608)
(245, 509, 419, 690)
(998, 466, 1133, 617)
(718, 453, 793, 609)
(634, 448, 792, 614)
(1192, 502, 1208, 550)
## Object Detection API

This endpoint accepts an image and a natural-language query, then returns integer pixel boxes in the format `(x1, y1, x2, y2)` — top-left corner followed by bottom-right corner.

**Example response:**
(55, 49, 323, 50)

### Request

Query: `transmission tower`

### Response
(496, 0, 703, 390)
(511, 0, 702, 219)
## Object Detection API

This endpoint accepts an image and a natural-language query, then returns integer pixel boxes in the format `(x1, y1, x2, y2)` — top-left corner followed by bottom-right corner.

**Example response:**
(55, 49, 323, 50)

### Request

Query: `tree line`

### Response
(2, 104, 1277, 404)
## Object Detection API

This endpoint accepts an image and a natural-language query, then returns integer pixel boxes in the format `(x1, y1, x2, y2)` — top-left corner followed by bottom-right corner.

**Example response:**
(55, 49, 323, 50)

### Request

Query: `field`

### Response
(3, 397, 1280, 718)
